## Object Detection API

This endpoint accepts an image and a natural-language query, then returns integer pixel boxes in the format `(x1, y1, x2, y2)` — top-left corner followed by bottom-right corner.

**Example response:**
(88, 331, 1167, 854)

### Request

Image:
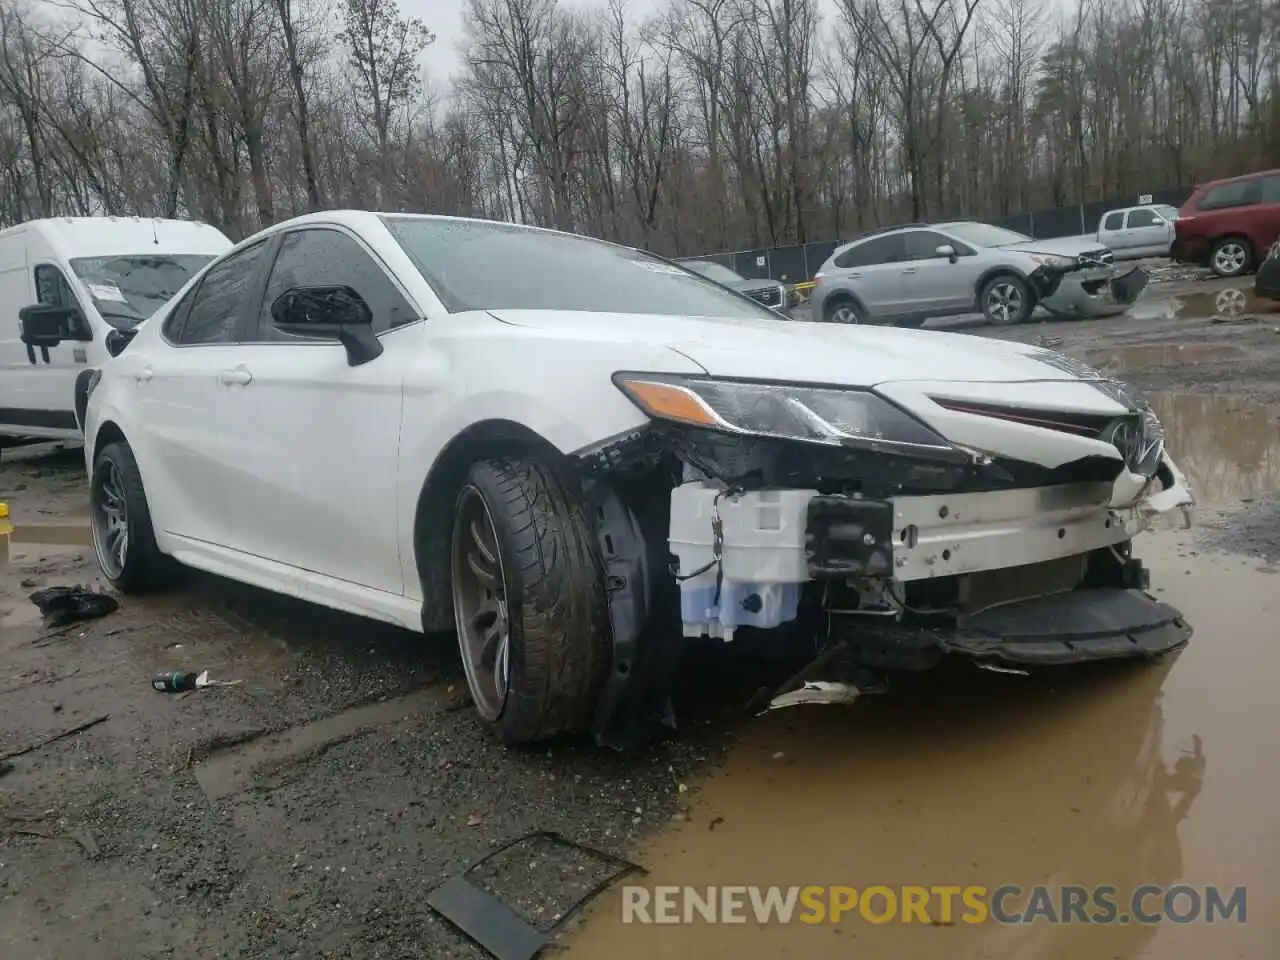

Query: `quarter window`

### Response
(256, 228, 417, 341)
(170, 240, 268, 345)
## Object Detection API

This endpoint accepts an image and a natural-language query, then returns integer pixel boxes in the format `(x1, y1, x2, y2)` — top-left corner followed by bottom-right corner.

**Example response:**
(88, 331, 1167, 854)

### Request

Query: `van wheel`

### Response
(449, 457, 611, 745)
(1209, 237, 1252, 277)
(980, 274, 1033, 324)
(90, 441, 179, 594)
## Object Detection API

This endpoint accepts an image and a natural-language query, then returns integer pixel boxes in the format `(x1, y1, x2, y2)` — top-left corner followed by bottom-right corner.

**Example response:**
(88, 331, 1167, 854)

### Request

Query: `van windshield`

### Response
(69, 254, 217, 328)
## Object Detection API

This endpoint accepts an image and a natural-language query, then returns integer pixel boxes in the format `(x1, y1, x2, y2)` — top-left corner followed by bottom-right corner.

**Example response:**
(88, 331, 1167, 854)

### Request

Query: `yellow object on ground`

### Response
(0, 501, 8, 518)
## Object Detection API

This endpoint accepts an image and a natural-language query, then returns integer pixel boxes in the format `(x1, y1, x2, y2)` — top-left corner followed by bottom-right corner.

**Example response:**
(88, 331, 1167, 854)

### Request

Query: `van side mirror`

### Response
(270, 285, 382, 366)
(19, 303, 93, 349)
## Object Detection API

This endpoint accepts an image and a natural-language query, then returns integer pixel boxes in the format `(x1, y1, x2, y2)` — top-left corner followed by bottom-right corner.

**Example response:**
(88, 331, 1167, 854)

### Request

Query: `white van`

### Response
(0, 216, 232, 446)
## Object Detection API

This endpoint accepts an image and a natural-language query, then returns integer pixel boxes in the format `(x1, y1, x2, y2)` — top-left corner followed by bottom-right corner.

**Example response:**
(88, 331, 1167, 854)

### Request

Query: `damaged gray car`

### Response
(811, 221, 1149, 327)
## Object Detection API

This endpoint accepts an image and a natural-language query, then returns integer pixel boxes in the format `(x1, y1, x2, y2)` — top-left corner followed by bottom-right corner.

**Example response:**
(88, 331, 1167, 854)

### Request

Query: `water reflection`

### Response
(1128, 286, 1271, 322)
(1150, 392, 1280, 505)
(1085, 343, 1246, 374)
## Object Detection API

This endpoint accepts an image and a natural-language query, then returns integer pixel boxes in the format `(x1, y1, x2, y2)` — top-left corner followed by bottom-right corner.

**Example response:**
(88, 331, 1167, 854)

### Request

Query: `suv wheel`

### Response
(824, 296, 864, 324)
(449, 457, 611, 745)
(980, 275, 1033, 324)
(1210, 238, 1252, 278)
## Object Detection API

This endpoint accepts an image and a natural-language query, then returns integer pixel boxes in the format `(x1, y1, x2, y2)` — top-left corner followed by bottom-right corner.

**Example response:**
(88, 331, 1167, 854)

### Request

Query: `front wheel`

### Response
(980, 275, 1034, 324)
(449, 457, 611, 745)
(89, 440, 179, 593)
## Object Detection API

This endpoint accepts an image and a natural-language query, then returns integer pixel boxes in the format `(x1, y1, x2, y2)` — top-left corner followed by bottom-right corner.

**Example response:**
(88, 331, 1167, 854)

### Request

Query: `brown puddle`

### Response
(1150, 392, 1280, 505)
(1128, 285, 1275, 323)
(1, 523, 93, 564)
(1085, 342, 1246, 373)
(565, 532, 1280, 958)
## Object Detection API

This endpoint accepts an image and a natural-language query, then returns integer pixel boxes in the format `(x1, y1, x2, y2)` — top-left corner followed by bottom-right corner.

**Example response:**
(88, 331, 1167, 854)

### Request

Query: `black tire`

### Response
(1209, 236, 1253, 278)
(89, 440, 180, 593)
(823, 296, 865, 324)
(449, 457, 611, 745)
(979, 273, 1034, 324)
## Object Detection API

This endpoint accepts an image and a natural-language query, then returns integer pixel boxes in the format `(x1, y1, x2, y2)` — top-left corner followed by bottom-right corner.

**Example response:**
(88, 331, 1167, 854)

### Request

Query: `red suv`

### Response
(1172, 168, 1280, 277)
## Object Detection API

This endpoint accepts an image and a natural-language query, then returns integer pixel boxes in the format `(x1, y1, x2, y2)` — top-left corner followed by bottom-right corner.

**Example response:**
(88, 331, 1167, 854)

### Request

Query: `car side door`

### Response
(836, 234, 907, 319)
(897, 229, 975, 316)
(129, 239, 271, 547)
(1123, 207, 1171, 256)
(215, 225, 422, 594)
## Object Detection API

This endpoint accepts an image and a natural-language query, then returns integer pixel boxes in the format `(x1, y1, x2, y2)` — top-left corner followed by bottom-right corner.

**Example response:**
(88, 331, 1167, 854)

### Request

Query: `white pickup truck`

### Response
(1096, 204, 1179, 260)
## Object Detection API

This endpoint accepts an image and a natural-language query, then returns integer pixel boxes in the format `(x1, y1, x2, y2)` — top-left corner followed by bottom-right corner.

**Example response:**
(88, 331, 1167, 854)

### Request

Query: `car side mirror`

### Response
(270, 284, 382, 366)
(19, 303, 93, 351)
(935, 244, 958, 264)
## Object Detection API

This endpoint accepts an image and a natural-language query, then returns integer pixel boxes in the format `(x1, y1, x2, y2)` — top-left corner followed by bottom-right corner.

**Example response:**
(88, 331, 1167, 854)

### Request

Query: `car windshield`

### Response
(940, 222, 1032, 248)
(381, 216, 778, 320)
(683, 261, 744, 284)
(69, 253, 217, 328)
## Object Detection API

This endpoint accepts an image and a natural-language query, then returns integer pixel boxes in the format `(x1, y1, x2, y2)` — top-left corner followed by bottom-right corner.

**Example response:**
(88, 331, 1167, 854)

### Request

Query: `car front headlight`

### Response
(613, 373, 958, 455)
(1027, 253, 1074, 268)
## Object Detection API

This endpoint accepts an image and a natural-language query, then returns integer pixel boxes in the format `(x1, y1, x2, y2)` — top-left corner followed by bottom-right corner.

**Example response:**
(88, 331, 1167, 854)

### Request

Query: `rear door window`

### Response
(1260, 175, 1280, 204)
(835, 234, 905, 268)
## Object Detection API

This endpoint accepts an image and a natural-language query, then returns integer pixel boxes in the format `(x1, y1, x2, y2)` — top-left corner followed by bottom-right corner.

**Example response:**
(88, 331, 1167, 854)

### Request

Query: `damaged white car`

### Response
(54, 212, 1196, 749)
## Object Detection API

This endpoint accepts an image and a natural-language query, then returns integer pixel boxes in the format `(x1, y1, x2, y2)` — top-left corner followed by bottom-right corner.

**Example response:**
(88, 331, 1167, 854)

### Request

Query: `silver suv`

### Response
(810, 221, 1142, 327)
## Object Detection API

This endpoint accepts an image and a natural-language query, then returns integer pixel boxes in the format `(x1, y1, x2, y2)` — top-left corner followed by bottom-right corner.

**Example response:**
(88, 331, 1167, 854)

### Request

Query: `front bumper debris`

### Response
(1038, 266, 1150, 320)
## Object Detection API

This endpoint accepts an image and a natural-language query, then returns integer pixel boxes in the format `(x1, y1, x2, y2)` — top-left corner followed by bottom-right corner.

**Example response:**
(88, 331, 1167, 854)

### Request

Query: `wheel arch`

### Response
(819, 286, 868, 321)
(91, 420, 129, 465)
(413, 419, 572, 633)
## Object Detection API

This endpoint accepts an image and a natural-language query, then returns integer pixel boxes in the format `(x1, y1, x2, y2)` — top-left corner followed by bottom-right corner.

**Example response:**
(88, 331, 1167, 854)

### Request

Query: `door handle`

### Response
(901, 267, 918, 274)
(135, 367, 152, 383)
(219, 367, 252, 386)
(846, 272, 863, 279)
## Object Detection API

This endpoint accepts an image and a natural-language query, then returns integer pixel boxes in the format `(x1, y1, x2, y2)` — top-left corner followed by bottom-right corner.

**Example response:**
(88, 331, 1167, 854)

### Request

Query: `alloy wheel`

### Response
(985, 282, 1024, 323)
(830, 303, 860, 324)
(90, 460, 129, 579)
(450, 486, 511, 721)
(1213, 243, 1247, 276)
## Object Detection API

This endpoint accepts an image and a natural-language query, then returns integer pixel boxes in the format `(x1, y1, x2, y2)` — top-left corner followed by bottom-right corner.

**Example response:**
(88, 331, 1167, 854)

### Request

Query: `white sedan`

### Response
(64, 212, 1196, 748)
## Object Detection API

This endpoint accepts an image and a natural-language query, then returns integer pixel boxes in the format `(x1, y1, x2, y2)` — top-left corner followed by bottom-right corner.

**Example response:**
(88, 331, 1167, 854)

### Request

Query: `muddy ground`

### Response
(2, 266, 1279, 959)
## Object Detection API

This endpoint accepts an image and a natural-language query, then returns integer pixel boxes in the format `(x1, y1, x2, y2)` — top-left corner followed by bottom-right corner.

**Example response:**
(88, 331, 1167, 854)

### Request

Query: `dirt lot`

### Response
(3, 267, 1279, 959)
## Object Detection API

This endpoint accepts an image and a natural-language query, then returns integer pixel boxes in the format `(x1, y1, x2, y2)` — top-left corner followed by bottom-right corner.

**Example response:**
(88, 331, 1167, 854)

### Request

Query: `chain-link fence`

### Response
(691, 185, 1198, 284)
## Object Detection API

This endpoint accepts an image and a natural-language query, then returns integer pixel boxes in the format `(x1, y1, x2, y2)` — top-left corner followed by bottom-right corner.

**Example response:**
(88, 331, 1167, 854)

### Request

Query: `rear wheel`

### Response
(1209, 237, 1252, 278)
(980, 274, 1033, 325)
(449, 457, 611, 744)
(89, 440, 179, 593)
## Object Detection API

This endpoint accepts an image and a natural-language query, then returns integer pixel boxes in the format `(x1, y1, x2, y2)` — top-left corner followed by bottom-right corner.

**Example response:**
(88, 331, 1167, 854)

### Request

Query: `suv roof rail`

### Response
(839, 221, 933, 244)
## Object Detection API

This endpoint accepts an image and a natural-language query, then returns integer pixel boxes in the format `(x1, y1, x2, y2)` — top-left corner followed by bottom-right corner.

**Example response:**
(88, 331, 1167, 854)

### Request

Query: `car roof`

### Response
(1200, 168, 1280, 188)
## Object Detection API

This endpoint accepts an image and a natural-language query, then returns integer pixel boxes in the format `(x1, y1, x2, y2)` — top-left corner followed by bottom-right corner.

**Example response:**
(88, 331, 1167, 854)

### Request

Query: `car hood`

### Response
(488, 309, 1116, 389)
(999, 236, 1109, 257)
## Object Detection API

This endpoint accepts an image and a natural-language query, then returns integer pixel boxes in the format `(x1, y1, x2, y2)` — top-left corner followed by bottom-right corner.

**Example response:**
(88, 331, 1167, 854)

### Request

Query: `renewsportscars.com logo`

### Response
(621, 884, 1247, 926)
